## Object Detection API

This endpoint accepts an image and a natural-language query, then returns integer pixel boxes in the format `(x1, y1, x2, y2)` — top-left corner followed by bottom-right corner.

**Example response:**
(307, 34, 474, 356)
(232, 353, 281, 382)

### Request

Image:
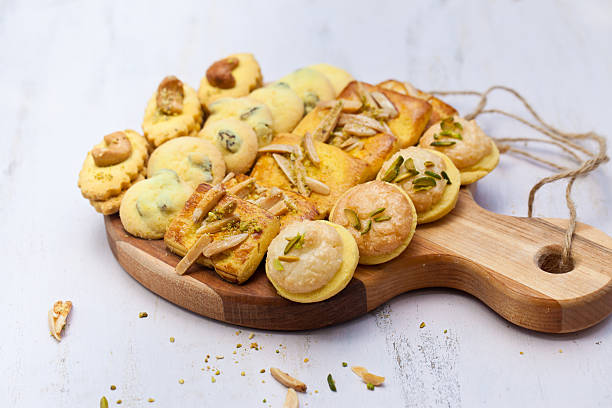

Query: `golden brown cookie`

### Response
(89, 172, 145, 215)
(198, 53, 263, 108)
(78, 130, 149, 201)
(142, 76, 203, 147)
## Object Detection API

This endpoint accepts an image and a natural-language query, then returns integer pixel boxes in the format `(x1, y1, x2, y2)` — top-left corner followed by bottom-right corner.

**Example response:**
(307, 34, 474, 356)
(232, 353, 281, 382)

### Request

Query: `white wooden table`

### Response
(2, 1, 611, 406)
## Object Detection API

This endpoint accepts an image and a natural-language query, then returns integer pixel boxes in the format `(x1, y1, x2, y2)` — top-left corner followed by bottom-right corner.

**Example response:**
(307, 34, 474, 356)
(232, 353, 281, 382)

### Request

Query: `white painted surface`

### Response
(1, 0, 611, 406)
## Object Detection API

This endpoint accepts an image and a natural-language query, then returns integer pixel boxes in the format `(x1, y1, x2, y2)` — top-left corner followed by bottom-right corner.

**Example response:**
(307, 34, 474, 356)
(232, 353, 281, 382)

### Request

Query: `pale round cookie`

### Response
(207, 96, 274, 147)
(198, 53, 263, 107)
(119, 170, 193, 239)
(308, 63, 354, 96)
(278, 68, 335, 113)
(142, 77, 203, 147)
(330, 181, 417, 265)
(249, 83, 304, 133)
(265, 220, 359, 303)
(419, 116, 499, 184)
(199, 118, 258, 174)
(78, 129, 150, 201)
(147, 136, 226, 189)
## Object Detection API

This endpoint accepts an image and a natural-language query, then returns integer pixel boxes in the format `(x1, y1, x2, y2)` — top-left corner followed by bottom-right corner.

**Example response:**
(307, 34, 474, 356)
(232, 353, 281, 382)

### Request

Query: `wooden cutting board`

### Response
(105, 189, 612, 333)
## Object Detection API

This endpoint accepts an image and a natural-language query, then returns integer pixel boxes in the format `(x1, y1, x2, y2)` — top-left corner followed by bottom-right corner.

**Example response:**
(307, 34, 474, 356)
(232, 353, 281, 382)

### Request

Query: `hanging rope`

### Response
(429, 85, 608, 269)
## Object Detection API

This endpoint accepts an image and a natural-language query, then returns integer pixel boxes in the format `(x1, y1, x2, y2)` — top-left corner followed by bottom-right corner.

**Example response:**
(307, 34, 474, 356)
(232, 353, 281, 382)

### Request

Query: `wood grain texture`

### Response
(106, 189, 612, 333)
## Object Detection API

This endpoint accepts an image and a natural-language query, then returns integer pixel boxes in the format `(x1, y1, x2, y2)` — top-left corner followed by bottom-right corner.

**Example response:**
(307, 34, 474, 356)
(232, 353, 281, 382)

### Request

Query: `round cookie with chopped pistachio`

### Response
(265, 220, 358, 303)
(207, 96, 274, 147)
(277, 68, 335, 114)
(119, 169, 193, 239)
(249, 83, 304, 133)
(330, 180, 417, 264)
(418, 116, 499, 185)
(142, 76, 203, 147)
(198, 53, 263, 108)
(308, 63, 354, 97)
(377, 147, 460, 224)
(199, 118, 258, 174)
(147, 136, 226, 189)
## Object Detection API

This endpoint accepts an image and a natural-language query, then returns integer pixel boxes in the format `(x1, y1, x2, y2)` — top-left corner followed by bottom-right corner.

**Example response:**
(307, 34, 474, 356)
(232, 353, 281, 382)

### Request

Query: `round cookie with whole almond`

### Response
(329, 180, 417, 265)
(142, 76, 203, 147)
(147, 136, 226, 189)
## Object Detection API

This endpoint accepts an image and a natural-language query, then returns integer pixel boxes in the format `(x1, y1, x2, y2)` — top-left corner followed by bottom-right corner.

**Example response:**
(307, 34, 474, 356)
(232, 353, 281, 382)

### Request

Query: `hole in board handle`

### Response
(535, 244, 575, 274)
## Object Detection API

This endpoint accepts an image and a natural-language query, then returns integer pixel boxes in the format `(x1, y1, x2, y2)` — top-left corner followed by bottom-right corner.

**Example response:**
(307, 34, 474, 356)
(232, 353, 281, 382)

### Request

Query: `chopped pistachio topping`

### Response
(382, 155, 404, 182)
(394, 173, 415, 183)
(273, 258, 284, 271)
(327, 374, 337, 392)
(342, 362, 348, 367)
(441, 171, 452, 185)
(423, 160, 435, 167)
(344, 208, 361, 230)
(430, 140, 456, 147)
(425, 170, 442, 180)
(284, 233, 303, 254)
(373, 215, 391, 222)
(278, 255, 300, 262)
(367, 383, 375, 391)
(412, 176, 437, 192)
(361, 219, 372, 235)
(368, 207, 385, 218)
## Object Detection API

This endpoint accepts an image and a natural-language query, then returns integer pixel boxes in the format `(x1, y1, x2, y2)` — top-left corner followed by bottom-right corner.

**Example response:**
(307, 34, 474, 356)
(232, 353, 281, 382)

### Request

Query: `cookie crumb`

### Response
(169, 337, 175, 343)
(520, 351, 524, 355)
(179, 379, 184, 384)
(110, 385, 116, 391)
(241, 371, 245, 376)
(303, 358, 309, 363)
(139, 312, 148, 318)
(148, 398, 155, 403)
(443, 329, 447, 334)
(419, 322, 426, 328)
(249, 333, 255, 340)
(116, 400, 122, 405)
(260, 369, 265, 373)
(236, 343, 242, 348)
(342, 362, 347, 367)
(211, 377, 216, 383)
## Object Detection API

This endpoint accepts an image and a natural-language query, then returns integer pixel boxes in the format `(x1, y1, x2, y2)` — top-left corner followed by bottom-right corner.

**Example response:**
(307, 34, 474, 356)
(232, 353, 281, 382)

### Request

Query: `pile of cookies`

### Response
(78, 53, 499, 303)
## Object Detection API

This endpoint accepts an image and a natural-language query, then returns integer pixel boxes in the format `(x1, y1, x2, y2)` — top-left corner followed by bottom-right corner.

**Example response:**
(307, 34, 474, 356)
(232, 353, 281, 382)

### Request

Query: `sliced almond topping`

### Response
(302, 133, 320, 166)
(304, 177, 330, 195)
(270, 367, 307, 392)
(344, 141, 364, 152)
(268, 200, 289, 216)
(338, 114, 386, 133)
(203, 233, 249, 258)
(339, 136, 360, 149)
(283, 388, 299, 408)
(175, 234, 213, 275)
(228, 178, 255, 197)
(156, 76, 184, 115)
(317, 99, 362, 113)
(273, 154, 296, 185)
(254, 191, 283, 210)
(371, 91, 399, 119)
(192, 186, 226, 223)
(403, 81, 420, 97)
(343, 122, 378, 137)
(351, 366, 385, 386)
(258, 144, 297, 155)
(312, 101, 343, 142)
(221, 172, 236, 184)
(195, 214, 240, 235)
(49, 300, 72, 341)
(294, 159, 310, 197)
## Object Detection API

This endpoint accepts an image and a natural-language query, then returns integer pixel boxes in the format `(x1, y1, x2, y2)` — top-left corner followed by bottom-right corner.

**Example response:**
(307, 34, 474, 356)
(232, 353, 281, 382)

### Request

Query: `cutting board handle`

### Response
(358, 189, 612, 333)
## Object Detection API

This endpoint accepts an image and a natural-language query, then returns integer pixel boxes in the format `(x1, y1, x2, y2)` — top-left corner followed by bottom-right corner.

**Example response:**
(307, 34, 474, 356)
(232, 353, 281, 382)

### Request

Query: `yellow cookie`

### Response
(308, 63, 354, 96)
(265, 220, 359, 303)
(330, 180, 417, 264)
(142, 76, 203, 147)
(198, 53, 263, 108)
(277, 68, 335, 114)
(249, 83, 304, 133)
(207, 96, 274, 147)
(119, 170, 193, 239)
(78, 130, 149, 201)
(89, 172, 145, 215)
(147, 136, 226, 189)
(198, 118, 258, 174)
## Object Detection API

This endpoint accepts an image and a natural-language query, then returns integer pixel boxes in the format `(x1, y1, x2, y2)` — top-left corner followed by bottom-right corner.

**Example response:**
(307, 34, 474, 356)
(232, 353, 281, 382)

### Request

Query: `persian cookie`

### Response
(165, 182, 280, 283)
(142, 76, 203, 147)
(78, 130, 149, 201)
(251, 133, 367, 218)
(330, 180, 417, 264)
(199, 118, 258, 174)
(308, 63, 354, 96)
(249, 83, 304, 133)
(89, 172, 145, 215)
(222, 174, 320, 228)
(378, 79, 457, 129)
(147, 136, 225, 189)
(265, 220, 359, 303)
(207, 96, 274, 147)
(119, 169, 193, 239)
(376, 147, 460, 224)
(418, 116, 499, 185)
(277, 68, 335, 114)
(197, 53, 263, 108)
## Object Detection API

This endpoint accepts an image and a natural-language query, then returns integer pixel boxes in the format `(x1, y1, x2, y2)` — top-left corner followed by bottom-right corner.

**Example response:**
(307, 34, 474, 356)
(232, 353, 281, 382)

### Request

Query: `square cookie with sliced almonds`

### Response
(250, 133, 366, 217)
(164, 183, 280, 284)
(222, 174, 321, 227)
(338, 81, 431, 148)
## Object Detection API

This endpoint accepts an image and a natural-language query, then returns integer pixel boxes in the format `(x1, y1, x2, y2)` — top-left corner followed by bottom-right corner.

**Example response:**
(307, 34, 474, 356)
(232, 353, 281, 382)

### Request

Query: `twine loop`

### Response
(430, 85, 608, 269)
